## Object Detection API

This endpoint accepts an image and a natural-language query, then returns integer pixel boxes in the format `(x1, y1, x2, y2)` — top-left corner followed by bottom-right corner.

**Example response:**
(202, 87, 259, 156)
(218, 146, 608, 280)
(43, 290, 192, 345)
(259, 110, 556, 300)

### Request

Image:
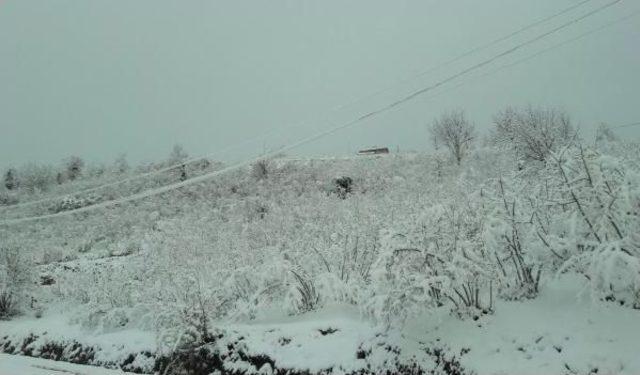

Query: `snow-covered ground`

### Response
(1, 275, 639, 374)
(0, 353, 134, 375)
(407, 275, 640, 375)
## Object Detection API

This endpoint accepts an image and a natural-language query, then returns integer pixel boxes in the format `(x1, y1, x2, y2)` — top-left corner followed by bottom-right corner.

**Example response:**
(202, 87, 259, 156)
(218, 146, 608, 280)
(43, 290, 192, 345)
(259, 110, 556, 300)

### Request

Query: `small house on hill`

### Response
(357, 147, 389, 156)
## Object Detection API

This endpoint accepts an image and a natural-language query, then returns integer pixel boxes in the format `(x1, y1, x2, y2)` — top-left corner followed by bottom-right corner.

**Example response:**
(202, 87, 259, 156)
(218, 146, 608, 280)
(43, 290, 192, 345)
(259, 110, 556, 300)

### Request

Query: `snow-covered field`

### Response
(1, 127, 639, 374)
(0, 353, 134, 375)
(1, 275, 639, 374)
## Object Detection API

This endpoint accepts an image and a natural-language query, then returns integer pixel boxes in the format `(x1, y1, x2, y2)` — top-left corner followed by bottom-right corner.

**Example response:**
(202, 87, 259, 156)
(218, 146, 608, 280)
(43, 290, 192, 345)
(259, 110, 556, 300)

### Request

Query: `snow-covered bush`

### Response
(365, 196, 494, 325)
(0, 190, 19, 206)
(65, 156, 85, 181)
(0, 246, 35, 319)
(3, 168, 18, 190)
(364, 229, 446, 326)
(251, 159, 272, 181)
(539, 146, 640, 307)
(330, 176, 354, 199)
(286, 263, 320, 313)
(154, 272, 219, 355)
(482, 178, 542, 300)
(49, 195, 102, 213)
(19, 163, 54, 193)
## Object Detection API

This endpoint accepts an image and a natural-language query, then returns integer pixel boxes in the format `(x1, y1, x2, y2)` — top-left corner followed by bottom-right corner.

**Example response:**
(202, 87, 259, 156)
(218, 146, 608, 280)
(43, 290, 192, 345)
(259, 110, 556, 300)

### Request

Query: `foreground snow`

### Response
(1, 275, 639, 374)
(0, 353, 133, 375)
(406, 274, 640, 375)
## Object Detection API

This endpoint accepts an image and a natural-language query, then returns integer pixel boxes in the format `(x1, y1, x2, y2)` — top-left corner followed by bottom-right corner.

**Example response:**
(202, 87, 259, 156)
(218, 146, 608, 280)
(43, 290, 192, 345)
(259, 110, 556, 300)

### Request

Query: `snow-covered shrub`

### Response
(20, 163, 54, 193)
(540, 146, 640, 307)
(0, 291, 16, 319)
(49, 195, 102, 213)
(294, 229, 378, 306)
(365, 198, 493, 325)
(330, 176, 354, 199)
(415, 200, 493, 316)
(222, 259, 289, 320)
(3, 168, 18, 190)
(65, 155, 85, 181)
(482, 178, 541, 300)
(286, 264, 320, 313)
(154, 273, 219, 356)
(0, 190, 19, 206)
(251, 159, 272, 181)
(364, 230, 446, 326)
(40, 246, 69, 264)
(86, 162, 106, 179)
(0, 246, 35, 319)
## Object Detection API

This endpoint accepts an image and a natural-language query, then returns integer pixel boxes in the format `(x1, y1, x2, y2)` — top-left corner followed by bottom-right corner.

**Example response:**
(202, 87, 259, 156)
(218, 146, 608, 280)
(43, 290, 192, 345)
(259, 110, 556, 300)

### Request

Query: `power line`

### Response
(0, 0, 623, 226)
(421, 0, 599, 71)
(484, 8, 640, 76)
(348, 0, 622, 123)
(612, 121, 640, 129)
(423, 8, 640, 106)
(327, 0, 601, 114)
(0, 0, 599, 213)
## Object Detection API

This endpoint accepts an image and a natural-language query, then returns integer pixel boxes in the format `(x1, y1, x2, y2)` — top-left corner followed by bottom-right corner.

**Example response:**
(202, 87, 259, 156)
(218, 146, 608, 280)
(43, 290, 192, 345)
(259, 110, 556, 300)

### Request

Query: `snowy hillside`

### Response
(1, 122, 640, 374)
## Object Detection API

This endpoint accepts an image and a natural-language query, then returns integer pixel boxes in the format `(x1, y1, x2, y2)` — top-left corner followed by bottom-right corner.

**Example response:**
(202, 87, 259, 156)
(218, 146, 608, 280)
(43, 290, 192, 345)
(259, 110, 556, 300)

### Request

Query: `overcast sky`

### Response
(1, 0, 639, 170)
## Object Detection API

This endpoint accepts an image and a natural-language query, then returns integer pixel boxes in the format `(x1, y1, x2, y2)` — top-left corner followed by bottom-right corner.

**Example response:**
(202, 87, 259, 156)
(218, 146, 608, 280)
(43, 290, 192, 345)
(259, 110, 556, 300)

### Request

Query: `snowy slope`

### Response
(2, 144, 640, 374)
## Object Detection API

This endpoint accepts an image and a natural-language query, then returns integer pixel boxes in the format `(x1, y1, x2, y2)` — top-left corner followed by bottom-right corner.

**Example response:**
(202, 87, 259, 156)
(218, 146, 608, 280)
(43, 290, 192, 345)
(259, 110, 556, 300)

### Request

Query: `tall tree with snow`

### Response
(429, 110, 475, 165)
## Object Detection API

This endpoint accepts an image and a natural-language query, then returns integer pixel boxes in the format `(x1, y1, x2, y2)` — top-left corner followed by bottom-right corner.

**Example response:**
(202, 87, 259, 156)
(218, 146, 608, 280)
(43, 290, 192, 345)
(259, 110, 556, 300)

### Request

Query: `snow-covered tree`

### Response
(429, 110, 475, 165)
(20, 163, 54, 193)
(491, 106, 575, 164)
(65, 155, 85, 181)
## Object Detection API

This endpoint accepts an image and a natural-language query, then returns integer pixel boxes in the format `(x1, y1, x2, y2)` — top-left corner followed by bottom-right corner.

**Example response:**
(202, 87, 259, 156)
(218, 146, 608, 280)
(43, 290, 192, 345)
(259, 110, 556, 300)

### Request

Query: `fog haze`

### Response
(1, 0, 639, 170)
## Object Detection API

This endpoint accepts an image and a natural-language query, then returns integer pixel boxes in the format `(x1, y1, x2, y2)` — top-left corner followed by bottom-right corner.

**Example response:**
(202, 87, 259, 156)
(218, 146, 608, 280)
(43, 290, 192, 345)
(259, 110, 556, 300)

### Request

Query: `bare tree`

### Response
(430, 110, 475, 165)
(492, 106, 575, 163)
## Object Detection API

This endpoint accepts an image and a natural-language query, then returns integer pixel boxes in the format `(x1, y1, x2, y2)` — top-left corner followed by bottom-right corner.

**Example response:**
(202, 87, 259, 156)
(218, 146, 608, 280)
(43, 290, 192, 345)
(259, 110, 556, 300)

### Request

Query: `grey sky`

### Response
(1, 0, 639, 170)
